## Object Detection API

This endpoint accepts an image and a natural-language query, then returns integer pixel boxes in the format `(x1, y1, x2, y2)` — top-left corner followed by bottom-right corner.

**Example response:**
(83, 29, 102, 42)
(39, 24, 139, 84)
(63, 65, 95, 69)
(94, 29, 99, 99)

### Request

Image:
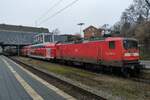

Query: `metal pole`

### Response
(43, 33, 45, 43)
(80, 26, 82, 35)
(18, 44, 19, 56)
(77, 23, 85, 38)
(17, 35, 20, 56)
(16, 34, 19, 56)
(52, 33, 54, 42)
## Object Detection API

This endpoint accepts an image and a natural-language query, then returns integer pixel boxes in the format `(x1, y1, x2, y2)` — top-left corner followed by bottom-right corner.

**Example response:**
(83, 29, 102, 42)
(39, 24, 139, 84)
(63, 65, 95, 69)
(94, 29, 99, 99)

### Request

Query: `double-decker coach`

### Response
(21, 46, 31, 56)
(28, 43, 56, 60)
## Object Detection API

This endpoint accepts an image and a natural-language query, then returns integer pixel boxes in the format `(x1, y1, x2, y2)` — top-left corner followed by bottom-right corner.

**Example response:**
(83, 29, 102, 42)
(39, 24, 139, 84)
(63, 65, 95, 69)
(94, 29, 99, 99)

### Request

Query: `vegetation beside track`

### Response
(141, 70, 150, 80)
(14, 56, 150, 100)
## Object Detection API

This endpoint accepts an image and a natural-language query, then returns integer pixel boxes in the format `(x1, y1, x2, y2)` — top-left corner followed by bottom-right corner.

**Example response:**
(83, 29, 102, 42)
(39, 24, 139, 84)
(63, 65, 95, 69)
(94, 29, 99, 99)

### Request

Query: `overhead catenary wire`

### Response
(39, 0, 79, 25)
(36, 0, 64, 23)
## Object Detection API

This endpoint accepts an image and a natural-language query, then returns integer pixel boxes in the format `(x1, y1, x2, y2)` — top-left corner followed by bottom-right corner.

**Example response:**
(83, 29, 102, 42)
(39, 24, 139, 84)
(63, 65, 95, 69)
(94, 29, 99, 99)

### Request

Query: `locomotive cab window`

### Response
(109, 41, 115, 49)
(123, 39, 138, 49)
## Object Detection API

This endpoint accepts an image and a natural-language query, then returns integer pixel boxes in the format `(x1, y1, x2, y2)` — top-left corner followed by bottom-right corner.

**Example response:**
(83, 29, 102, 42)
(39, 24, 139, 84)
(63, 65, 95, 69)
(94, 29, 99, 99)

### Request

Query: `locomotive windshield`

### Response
(123, 39, 138, 49)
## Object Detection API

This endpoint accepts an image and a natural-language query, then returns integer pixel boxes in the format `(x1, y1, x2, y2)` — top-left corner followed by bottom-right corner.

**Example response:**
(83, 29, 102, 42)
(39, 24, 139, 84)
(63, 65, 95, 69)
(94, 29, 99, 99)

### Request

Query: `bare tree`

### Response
(52, 28, 60, 35)
(145, 0, 150, 8)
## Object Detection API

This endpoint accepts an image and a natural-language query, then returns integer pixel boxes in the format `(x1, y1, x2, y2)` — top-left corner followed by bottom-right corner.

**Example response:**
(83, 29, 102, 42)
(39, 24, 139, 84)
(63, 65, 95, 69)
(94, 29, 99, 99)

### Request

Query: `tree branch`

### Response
(145, 0, 150, 8)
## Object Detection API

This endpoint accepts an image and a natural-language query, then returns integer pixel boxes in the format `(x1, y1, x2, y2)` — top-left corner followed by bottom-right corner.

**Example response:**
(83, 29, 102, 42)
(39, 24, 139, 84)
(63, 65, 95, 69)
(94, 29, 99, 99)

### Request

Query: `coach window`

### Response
(109, 41, 115, 49)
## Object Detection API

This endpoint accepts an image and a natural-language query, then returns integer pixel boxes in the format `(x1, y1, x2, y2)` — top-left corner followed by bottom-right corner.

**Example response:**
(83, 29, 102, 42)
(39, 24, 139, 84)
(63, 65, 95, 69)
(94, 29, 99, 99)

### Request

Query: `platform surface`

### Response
(0, 55, 72, 100)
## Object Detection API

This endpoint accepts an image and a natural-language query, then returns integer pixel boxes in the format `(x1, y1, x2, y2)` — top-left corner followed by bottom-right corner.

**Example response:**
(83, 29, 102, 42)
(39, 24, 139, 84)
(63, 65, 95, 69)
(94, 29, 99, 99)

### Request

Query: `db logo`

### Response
(75, 49, 78, 52)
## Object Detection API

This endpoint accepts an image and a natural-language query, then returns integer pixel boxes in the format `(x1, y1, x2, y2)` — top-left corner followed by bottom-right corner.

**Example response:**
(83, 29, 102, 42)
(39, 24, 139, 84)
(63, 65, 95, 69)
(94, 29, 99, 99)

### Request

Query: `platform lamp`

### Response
(77, 23, 85, 38)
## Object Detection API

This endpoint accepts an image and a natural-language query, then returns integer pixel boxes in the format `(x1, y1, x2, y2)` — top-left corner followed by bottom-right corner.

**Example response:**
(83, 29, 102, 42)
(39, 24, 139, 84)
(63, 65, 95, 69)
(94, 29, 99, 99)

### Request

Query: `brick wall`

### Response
(83, 26, 102, 39)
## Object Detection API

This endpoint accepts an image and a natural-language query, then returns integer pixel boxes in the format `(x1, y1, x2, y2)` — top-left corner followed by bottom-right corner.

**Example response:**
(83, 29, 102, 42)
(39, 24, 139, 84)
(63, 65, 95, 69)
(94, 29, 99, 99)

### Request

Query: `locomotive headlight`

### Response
(124, 53, 131, 57)
(133, 53, 139, 56)
(124, 53, 139, 56)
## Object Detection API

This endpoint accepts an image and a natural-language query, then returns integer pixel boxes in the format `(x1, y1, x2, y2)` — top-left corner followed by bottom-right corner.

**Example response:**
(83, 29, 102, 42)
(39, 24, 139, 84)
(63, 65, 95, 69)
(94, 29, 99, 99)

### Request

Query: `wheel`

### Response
(133, 67, 141, 77)
(121, 68, 130, 78)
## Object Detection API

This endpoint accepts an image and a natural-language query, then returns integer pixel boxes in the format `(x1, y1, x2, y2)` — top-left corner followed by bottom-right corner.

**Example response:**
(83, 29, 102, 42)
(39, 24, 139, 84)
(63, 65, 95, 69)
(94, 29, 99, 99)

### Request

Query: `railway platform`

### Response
(0, 55, 75, 100)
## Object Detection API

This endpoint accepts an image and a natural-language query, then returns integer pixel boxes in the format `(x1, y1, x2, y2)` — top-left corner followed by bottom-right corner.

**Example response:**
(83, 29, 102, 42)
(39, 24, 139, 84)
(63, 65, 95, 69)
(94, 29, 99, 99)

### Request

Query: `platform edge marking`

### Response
(1, 57, 44, 100)
(4, 56, 76, 100)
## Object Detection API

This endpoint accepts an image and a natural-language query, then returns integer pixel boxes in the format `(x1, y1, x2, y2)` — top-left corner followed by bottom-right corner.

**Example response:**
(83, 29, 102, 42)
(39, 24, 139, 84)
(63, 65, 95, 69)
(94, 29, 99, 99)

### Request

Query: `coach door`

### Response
(47, 48, 51, 58)
(107, 41, 116, 61)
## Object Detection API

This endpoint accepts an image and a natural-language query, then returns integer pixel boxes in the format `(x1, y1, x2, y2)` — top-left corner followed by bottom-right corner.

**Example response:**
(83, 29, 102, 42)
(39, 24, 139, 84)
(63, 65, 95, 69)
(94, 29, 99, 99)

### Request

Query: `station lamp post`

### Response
(77, 23, 85, 37)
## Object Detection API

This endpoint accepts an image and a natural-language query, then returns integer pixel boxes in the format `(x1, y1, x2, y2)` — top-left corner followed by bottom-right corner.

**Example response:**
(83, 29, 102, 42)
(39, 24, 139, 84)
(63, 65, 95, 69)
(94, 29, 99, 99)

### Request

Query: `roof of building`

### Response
(83, 25, 103, 32)
(0, 31, 36, 45)
(83, 25, 97, 32)
(0, 24, 49, 33)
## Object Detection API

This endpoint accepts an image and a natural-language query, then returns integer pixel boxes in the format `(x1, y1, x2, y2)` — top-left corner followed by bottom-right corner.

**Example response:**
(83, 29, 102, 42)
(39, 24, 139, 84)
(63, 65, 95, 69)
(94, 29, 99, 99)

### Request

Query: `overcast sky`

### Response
(0, 0, 133, 34)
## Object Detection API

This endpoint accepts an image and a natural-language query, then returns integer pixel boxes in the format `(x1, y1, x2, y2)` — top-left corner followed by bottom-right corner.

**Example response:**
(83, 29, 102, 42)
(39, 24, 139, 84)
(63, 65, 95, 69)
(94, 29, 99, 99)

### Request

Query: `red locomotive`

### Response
(21, 37, 143, 77)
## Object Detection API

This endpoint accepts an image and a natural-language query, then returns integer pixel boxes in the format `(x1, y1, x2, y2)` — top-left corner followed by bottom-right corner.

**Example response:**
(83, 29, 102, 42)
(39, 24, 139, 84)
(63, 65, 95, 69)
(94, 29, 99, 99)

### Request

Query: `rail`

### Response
(9, 57, 106, 100)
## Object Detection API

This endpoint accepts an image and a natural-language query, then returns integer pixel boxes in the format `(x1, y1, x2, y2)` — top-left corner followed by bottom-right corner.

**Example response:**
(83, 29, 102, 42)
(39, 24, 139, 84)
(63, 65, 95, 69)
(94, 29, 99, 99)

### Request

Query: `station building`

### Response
(83, 25, 103, 39)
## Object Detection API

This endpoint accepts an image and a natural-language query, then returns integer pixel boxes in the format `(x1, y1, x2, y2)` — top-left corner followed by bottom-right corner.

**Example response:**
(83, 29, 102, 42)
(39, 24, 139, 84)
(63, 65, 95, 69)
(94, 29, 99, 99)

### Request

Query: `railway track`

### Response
(57, 60, 150, 85)
(11, 56, 150, 85)
(9, 57, 106, 100)
(132, 77, 150, 84)
(64, 61, 150, 85)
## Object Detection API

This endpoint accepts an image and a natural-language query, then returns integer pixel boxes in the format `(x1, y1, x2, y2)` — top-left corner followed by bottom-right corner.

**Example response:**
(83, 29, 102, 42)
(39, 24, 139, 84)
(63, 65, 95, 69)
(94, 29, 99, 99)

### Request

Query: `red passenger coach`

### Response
(28, 43, 56, 60)
(21, 46, 31, 56)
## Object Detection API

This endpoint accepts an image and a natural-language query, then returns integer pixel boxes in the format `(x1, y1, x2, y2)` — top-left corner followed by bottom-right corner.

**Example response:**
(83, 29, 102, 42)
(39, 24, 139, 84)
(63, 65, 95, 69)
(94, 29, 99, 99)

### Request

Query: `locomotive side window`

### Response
(109, 41, 115, 49)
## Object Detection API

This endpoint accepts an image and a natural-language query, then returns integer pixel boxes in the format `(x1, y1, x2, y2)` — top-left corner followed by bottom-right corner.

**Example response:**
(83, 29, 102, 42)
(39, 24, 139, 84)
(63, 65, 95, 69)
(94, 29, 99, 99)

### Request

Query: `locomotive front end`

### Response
(123, 39, 139, 62)
(122, 38, 144, 75)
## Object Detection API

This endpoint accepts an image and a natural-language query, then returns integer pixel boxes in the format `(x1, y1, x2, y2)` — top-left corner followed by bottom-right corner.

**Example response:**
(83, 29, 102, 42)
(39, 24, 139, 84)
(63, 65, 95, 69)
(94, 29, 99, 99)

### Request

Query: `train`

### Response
(3, 46, 18, 56)
(21, 37, 144, 77)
